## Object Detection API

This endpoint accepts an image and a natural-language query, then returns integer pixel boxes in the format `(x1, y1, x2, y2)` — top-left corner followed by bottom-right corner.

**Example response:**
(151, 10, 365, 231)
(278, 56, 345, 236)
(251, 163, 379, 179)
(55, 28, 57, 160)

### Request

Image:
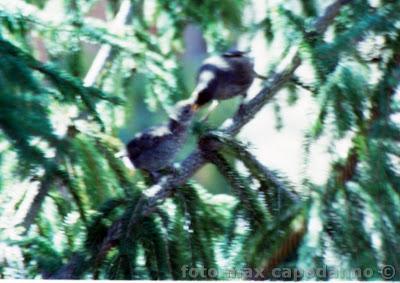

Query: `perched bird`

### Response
(192, 50, 255, 108)
(126, 101, 196, 177)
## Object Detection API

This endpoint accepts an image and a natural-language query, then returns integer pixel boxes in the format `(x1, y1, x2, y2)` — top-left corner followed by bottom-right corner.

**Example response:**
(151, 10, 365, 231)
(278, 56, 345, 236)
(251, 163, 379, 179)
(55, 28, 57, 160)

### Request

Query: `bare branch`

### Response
(84, 0, 134, 87)
(314, 0, 353, 34)
(21, 170, 54, 230)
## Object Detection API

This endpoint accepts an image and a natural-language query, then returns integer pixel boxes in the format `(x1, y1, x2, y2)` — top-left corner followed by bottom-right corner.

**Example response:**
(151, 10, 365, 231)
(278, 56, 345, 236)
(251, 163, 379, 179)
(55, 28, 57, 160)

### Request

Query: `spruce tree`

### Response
(0, 0, 399, 280)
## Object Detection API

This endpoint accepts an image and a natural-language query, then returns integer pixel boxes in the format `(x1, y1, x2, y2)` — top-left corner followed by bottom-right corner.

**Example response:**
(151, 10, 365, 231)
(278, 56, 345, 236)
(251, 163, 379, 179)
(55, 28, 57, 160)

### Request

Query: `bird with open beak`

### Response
(126, 100, 198, 179)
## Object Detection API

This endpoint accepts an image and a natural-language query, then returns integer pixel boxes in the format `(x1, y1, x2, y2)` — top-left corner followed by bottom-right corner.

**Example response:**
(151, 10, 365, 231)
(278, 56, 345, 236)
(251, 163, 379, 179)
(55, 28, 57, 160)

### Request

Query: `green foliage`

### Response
(0, 0, 400, 280)
(158, 0, 245, 49)
(17, 235, 64, 277)
(318, 62, 369, 138)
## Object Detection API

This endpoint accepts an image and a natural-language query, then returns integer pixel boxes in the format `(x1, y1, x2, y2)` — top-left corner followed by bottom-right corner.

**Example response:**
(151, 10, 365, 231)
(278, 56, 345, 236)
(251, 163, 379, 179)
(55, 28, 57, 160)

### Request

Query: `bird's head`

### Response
(222, 49, 254, 66)
(193, 86, 214, 108)
(170, 100, 198, 126)
(222, 50, 249, 57)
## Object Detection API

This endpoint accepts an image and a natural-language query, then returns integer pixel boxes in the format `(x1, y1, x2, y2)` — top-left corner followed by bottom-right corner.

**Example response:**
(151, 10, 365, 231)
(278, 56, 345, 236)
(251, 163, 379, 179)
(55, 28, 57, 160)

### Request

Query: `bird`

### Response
(126, 101, 197, 179)
(192, 50, 255, 110)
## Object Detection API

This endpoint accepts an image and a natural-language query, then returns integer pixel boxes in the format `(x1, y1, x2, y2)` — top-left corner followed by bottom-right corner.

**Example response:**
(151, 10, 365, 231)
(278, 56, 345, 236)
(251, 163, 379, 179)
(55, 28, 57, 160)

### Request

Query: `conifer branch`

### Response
(21, 167, 57, 230)
(255, 221, 306, 279)
(320, 41, 400, 261)
(313, 0, 353, 34)
(16, 0, 130, 233)
(201, 149, 269, 225)
(202, 132, 300, 203)
(47, 253, 87, 279)
(336, 44, 400, 186)
(53, 0, 352, 278)
(124, 0, 351, 227)
(245, 203, 306, 279)
(336, 147, 359, 184)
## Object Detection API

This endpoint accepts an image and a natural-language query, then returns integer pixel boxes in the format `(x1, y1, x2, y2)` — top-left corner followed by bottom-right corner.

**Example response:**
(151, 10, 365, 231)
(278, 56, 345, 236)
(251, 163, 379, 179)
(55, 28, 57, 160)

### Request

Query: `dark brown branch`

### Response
(336, 38, 400, 185)
(319, 34, 400, 264)
(314, 0, 353, 33)
(336, 147, 359, 184)
(22, 169, 55, 230)
(256, 221, 306, 280)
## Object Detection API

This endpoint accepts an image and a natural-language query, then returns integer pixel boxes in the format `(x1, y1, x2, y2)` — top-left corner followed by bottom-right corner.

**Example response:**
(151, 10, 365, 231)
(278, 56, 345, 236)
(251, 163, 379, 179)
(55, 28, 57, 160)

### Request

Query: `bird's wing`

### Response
(126, 126, 170, 160)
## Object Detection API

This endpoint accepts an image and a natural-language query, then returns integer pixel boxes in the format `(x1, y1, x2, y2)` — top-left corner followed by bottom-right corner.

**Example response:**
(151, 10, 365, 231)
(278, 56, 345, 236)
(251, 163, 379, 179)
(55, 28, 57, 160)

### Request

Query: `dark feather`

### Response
(222, 50, 248, 57)
(127, 127, 167, 160)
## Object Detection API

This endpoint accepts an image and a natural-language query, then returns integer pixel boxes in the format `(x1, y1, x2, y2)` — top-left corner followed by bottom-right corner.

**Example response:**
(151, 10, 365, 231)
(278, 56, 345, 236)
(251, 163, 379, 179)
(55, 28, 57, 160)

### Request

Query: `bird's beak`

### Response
(191, 104, 199, 111)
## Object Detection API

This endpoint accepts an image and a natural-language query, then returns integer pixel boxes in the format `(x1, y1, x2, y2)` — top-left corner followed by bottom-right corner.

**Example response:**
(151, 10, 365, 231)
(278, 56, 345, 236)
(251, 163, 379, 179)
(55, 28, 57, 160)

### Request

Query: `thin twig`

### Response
(83, 0, 134, 87)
